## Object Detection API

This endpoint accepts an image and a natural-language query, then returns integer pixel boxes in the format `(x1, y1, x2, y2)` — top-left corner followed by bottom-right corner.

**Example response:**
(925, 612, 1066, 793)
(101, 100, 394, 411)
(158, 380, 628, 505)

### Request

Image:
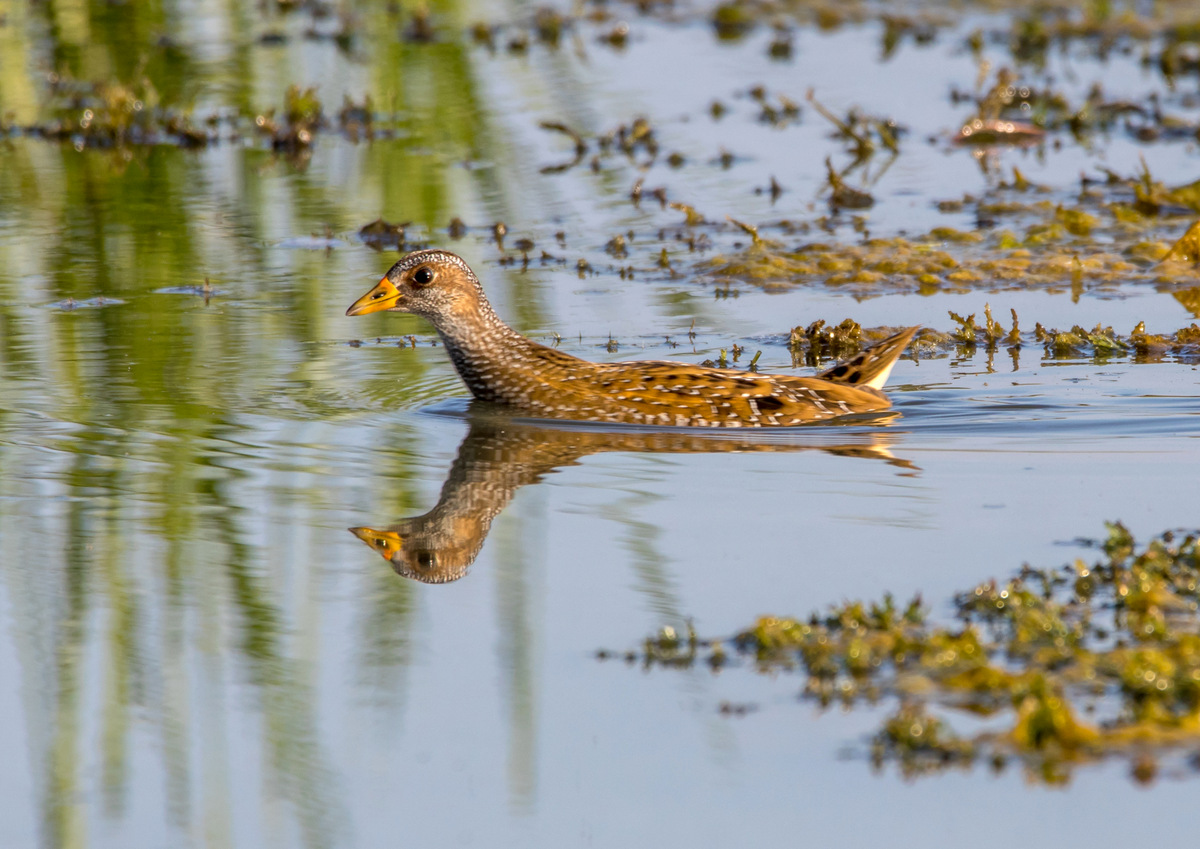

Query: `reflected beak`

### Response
(349, 527, 405, 561)
(346, 277, 402, 316)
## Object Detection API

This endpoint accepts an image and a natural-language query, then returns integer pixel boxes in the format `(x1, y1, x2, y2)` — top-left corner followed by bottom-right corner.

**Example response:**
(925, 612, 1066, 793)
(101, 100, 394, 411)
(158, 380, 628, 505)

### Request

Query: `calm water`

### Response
(2, 1, 1200, 847)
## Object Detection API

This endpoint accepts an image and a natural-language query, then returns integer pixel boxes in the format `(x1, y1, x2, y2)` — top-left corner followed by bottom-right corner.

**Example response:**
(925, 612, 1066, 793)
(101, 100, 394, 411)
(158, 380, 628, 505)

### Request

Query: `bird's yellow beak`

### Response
(349, 526, 405, 560)
(346, 277, 402, 316)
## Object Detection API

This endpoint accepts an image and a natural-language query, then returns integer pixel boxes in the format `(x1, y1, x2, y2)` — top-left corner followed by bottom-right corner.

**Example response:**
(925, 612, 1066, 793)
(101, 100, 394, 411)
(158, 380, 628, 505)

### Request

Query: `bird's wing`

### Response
(573, 361, 891, 425)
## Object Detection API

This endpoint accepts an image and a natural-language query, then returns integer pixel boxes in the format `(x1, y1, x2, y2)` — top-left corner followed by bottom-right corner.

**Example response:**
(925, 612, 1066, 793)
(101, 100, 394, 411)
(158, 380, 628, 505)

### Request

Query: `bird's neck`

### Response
(429, 294, 559, 404)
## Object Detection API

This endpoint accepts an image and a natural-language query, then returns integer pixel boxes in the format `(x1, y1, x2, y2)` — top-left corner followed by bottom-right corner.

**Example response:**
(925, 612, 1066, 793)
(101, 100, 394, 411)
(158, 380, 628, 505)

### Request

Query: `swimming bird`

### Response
(346, 249, 917, 427)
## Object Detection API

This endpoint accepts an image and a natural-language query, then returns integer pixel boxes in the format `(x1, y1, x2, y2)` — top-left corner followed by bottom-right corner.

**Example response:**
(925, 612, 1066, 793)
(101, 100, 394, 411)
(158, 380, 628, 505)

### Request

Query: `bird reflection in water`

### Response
(350, 406, 915, 584)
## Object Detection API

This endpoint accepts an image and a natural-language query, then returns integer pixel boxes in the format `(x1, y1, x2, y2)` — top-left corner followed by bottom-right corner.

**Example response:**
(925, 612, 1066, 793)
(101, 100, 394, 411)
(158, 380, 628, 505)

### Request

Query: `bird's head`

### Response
(346, 249, 485, 329)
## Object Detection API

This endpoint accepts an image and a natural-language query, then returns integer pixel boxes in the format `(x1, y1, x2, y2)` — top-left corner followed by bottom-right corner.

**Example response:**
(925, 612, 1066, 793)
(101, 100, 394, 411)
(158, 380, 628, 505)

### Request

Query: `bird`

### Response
(346, 249, 918, 427)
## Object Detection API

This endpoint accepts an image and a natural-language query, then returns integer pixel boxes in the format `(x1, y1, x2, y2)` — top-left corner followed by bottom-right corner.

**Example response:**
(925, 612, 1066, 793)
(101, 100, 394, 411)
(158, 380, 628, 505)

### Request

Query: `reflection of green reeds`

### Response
(0, 406, 435, 841)
(49, 535, 86, 849)
(607, 489, 688, 631)
(0, 28, 519, 841)
(494, 507, 541, 812)
(100, 526, 135, 818)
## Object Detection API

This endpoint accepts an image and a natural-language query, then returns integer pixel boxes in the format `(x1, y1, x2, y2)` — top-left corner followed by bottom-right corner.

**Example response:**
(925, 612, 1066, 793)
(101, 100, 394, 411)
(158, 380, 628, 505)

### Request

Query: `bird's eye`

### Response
(413, 266, 434, 286)
(415, 550, 437, 569)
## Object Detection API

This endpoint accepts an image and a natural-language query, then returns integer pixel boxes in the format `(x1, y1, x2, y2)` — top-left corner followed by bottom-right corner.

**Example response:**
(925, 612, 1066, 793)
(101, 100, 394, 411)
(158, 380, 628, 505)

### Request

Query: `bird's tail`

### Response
(817, 326, 920, 391)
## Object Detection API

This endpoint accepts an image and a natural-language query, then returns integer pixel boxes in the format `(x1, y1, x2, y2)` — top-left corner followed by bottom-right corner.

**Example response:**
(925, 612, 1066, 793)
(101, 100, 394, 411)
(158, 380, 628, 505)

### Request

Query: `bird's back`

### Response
(493, 327, 919, 427)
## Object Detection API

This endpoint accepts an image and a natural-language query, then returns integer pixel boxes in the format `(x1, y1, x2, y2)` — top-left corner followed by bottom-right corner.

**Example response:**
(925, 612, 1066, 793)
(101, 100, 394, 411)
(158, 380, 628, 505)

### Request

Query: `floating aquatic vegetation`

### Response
(669, 202, 707, 226)
(403, 6, 437, 43)
(156, 279, 223, 305)
(600, 21, 631, 49)
(693, 190, 1200, 298)
(277, 227, 346, 250)
(807, 88, 902, 161)
(748, 85, 802, 128)
(1161, 220, 1200, 264)
(955, 117, 1044, 146)
(359, 219, 407, 251)
(947, 304, 1020, 348)
(879, 13, 941, 59)
(534, 7, 567, 46)
(823, 158, 874, 211)
(777, 312, 1198, 366)
(946, 63, 1200, 150)
(254, 85, 326, 151)
(952, 67, 1048, 146)
(1110, 161, 1200, 218)
(12, 73, 389, 152)
(17, 76, 214, 149)
(611, 525, 1200, 785)
(46, 296, 126, 311)
(538, 121, 588, 173)
(1174, 286, 1200, 317)
(711, 1, 756, 40)
(788, 318, 864, 364)
(767, 25, 794, 59)
(533, 114, 660, 173)
(337, 95, 374, 140)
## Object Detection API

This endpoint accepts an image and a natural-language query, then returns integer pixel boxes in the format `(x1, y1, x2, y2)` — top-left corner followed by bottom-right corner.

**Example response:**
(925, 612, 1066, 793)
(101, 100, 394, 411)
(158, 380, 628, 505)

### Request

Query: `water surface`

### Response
(2, 1, 1200, 846)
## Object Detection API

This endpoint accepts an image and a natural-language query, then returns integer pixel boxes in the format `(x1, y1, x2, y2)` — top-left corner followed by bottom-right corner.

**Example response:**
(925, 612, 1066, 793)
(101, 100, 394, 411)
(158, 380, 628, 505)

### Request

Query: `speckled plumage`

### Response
(347, 249, 919, 427)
